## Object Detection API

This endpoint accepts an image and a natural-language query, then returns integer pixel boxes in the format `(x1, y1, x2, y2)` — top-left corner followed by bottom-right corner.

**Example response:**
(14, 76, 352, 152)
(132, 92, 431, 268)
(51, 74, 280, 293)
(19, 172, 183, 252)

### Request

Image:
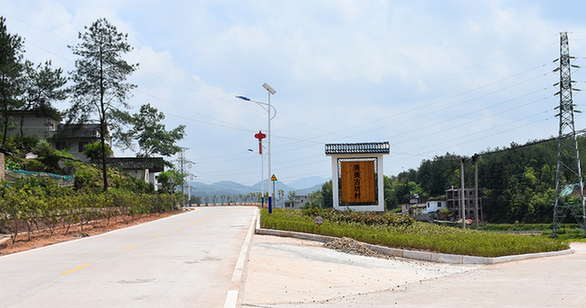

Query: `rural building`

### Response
(5, 113, 165, 186)
(425, 200, 447, 212)
(95, 157, 165, 187)
(5, 110, 60, 139)
(446, 187, 482, 222)
(402, 197, 448, 221)
(284, 195, 311, 209)
(51, 123, 110, 161)
(401, 195, 428, 218)
(5, 112, 109, 162)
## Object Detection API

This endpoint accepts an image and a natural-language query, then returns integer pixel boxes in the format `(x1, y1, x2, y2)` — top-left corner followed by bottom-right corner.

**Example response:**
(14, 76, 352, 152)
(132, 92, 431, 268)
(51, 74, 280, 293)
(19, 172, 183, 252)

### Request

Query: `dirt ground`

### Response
(0, 211, 181, 256)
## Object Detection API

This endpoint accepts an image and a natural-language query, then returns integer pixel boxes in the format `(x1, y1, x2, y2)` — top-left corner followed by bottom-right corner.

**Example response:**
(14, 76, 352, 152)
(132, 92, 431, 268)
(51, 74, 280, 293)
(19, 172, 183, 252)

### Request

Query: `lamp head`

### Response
(236, 95, 251, 101)
(262, 83, 276, 95)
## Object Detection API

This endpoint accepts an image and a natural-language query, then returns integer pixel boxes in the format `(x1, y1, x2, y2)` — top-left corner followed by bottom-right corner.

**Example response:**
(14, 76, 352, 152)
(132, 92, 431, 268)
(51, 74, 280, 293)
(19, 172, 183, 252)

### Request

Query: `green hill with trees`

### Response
(305, 136, 586, 224)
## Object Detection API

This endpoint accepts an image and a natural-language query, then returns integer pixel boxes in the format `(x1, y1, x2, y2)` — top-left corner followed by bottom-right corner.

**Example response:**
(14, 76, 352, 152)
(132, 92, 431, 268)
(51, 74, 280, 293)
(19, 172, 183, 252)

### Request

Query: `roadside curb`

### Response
(255, 224, 574, 265)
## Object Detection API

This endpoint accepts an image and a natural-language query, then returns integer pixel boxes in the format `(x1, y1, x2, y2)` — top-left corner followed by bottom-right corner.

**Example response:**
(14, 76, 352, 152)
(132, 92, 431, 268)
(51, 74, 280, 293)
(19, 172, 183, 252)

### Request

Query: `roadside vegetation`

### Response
(0, 17, 190, 246)
(0, 135, 186, 244)
(260, 208, 570, 258)
(0, 177, 179, 244)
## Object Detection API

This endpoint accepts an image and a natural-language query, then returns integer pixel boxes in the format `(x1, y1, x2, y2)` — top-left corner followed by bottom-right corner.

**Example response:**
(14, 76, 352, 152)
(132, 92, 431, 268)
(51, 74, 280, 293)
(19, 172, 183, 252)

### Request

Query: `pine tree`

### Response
(67, 18, 138, 191)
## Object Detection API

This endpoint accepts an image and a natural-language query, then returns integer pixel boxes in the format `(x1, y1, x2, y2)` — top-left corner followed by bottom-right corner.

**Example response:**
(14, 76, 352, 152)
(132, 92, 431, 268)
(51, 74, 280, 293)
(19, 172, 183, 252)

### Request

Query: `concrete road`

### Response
(0, 206, 257, 308)
(243, 236, 586, 307)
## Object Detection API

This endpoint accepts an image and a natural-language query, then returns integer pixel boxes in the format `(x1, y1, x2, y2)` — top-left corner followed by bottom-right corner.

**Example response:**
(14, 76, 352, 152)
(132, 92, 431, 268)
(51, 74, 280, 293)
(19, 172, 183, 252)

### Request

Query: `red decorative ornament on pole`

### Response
(255, 131, 266, 154)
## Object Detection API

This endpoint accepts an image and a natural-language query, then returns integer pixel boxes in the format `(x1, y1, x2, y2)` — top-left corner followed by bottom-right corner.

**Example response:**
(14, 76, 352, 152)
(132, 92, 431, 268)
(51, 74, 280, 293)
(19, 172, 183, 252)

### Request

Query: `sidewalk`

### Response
(242, 234, 586, 307)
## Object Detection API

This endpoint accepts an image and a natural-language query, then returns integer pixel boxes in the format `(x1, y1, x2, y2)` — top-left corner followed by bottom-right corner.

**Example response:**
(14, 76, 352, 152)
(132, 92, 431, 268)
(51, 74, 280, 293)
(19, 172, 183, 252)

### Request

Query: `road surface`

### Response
(0, 206, 257, 307)
(243, 235, 586, 307)
(5, 206, 584, 307)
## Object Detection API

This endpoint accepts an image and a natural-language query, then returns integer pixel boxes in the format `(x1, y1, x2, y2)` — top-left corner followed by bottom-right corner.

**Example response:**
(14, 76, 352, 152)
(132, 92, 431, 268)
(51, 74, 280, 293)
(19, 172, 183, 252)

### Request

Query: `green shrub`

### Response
(481, 223, 554, 232)
(261, 208, 570, 257)
(0, 180, 171, 242)
(5, 158, 21, 170)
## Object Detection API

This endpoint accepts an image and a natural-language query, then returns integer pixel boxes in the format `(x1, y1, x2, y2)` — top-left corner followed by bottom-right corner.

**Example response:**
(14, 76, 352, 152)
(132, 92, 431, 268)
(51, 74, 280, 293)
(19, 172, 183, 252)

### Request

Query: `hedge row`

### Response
(0, 180, 179, 244)
(261, 209, 570, 257)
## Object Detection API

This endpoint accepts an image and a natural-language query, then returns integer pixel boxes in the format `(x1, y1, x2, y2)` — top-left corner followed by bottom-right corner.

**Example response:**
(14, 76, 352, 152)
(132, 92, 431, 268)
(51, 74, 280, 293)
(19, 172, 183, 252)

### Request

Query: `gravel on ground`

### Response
(324, 237, 394, 260)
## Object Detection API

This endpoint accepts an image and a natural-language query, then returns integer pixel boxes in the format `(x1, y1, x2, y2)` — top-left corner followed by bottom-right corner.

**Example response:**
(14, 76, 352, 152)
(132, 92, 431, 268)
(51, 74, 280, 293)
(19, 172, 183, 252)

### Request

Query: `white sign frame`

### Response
(328, 153, 387, 212)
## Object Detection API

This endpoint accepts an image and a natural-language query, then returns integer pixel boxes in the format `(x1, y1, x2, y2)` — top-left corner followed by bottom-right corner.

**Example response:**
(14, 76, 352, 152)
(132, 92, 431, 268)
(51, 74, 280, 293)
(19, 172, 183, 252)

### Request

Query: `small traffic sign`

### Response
(314, 216, 324, 226)
(271, 174, 278, 181)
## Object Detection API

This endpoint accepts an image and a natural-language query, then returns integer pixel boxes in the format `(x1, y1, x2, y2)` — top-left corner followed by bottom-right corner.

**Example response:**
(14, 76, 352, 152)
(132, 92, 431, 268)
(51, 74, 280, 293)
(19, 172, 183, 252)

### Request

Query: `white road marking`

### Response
(223, 290, 239, 308)
(231, 208, 257, 282)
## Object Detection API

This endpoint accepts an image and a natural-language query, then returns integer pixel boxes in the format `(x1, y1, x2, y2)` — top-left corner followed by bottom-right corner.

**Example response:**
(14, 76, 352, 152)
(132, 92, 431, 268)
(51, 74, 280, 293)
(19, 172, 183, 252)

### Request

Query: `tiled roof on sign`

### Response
(325, 142, 390, 155)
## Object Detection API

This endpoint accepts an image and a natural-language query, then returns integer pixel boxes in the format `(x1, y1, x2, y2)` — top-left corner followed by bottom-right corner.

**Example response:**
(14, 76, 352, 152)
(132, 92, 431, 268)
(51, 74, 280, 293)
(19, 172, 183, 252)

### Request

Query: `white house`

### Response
(425, 200, 446, 213)
(97, 157, 165, 187)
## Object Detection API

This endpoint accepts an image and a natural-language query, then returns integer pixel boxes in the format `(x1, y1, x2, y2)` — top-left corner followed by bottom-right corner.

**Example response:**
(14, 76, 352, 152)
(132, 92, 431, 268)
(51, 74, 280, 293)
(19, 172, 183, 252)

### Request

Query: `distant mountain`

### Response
(251, 180, 295, 195)
(188, 181, 252, 197)
(297, 183, 324, 195)
(288, 176, 330, 190)
(187, 176, 330, 198)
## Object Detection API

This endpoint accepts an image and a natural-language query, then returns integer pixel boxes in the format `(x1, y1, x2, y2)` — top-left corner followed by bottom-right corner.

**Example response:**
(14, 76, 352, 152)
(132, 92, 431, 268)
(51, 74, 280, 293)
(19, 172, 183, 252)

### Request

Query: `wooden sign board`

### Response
(340, 161, 375, 204)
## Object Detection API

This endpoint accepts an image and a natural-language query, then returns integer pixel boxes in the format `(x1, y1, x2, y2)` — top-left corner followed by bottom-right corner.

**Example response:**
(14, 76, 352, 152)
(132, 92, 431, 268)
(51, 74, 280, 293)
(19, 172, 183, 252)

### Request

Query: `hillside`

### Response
(390, 135, 586, 223)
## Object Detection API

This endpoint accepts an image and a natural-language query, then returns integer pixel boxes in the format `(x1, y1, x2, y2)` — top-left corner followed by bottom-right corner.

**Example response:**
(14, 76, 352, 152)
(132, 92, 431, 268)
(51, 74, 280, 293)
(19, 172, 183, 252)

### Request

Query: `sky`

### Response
(2, 0, 586, 188)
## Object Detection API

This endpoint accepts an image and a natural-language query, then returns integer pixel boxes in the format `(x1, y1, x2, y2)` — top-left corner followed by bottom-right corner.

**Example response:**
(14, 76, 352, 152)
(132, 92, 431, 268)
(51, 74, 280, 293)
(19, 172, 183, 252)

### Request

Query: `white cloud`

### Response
(3, 0, 586, 185)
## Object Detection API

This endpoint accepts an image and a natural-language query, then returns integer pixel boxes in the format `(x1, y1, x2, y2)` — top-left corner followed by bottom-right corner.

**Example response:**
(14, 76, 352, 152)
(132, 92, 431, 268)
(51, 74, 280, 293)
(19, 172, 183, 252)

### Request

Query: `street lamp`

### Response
(236, 83, 277, 213)
(247, 147, 265, 207)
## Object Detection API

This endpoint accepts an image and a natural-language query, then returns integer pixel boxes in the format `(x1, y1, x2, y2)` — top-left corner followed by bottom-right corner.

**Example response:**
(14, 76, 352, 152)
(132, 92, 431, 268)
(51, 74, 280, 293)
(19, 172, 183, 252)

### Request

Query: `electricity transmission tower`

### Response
(552, 32, 586, 237)
(175, 148, 194, 205)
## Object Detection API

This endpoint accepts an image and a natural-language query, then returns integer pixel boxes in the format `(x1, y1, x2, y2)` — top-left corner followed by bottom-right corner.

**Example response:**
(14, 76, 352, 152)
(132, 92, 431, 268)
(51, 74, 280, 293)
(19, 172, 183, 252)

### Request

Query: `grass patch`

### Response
(260, 208, 570, 258)
(541, 228, 586, 241)
(480, 223, 581, 232)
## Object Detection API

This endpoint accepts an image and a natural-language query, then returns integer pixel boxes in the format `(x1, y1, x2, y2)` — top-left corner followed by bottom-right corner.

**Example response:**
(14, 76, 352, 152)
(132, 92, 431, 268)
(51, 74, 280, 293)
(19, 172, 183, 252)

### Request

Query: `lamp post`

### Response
(237, 83, 276, 213)
(248, 147, 265, 208)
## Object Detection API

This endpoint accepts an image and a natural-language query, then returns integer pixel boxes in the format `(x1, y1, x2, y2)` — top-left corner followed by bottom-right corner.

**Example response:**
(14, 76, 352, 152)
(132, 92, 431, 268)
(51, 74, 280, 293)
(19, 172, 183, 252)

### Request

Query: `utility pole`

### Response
(552, 32, 586, 237)
(461, 157, 466, 229)
(473, 154, 479, 231)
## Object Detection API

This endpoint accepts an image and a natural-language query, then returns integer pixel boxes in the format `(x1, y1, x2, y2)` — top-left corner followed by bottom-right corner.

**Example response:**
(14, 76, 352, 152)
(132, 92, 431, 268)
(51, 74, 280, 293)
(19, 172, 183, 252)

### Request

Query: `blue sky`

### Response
(2, 0, 586, 187)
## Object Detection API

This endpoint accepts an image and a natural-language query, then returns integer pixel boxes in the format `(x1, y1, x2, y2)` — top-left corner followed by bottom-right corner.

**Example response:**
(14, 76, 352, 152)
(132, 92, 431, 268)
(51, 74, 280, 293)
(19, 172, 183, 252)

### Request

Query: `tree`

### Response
(127, 103, 185, 159)
(288, 190, 297, 202)
(18, 60, 66, 145)
(277, 189, 285, 207)
(383, 175, 399, 211)
(307, 191, 316, 206)
(67, 18, 138, 191)
(190, 195, 202, 205)
(83, 141, 113, 161)
(0, 16, 25, 146)
(157, 169, 185, 193)
(320, 180, 333, 208)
